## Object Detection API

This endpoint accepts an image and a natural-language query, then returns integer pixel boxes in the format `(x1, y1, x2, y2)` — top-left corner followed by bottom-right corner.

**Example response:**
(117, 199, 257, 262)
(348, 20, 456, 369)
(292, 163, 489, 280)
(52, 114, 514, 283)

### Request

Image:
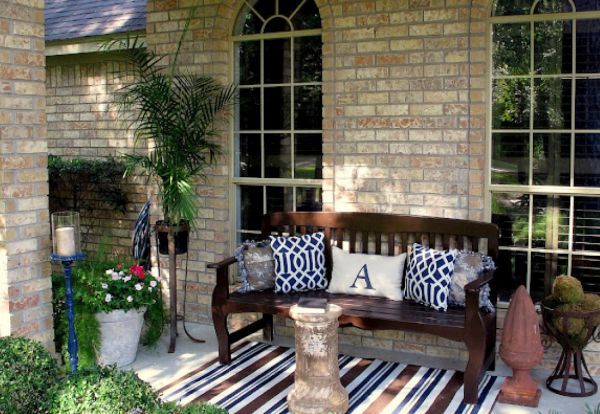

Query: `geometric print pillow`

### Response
(404, 243, 457, 311)
(270, 232, 327, 293)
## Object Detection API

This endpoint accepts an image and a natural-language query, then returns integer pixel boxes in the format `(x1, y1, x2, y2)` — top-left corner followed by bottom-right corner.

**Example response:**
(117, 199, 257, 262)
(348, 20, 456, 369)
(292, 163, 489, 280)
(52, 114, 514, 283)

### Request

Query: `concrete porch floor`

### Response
(131, 322, 600, 414)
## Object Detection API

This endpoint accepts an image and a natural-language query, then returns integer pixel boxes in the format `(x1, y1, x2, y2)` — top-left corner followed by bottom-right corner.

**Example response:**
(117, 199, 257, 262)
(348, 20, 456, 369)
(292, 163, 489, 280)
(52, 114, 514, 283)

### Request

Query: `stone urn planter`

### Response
(96, 307, 146, 367)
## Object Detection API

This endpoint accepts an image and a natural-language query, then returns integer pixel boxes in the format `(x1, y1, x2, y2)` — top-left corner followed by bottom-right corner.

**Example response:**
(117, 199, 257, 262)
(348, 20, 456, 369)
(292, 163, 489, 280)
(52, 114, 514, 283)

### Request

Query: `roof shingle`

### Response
(45, 0, 146, 41)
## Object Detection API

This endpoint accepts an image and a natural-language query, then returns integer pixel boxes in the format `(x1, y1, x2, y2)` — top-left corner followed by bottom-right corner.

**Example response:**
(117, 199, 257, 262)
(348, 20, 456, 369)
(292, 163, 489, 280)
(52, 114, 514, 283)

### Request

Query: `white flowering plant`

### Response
(90, 263, 161, 312)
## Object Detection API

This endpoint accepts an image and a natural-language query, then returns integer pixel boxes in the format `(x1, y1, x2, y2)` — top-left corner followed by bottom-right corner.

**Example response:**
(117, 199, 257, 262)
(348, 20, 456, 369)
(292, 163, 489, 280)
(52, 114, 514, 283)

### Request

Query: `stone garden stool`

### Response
(287, 304, 348, 414)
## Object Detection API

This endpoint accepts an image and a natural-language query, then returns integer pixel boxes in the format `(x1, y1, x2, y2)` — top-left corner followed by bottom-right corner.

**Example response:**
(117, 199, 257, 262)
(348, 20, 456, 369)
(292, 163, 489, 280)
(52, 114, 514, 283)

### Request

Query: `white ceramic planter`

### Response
(96, 307, 146, 367)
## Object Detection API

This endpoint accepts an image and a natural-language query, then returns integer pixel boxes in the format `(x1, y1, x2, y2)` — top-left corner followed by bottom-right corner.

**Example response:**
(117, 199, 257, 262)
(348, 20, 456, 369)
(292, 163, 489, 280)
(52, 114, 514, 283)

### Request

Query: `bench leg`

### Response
(464, 342, 485, 404)
(262, 314, 273, 342)
(212, 310, 231, 364)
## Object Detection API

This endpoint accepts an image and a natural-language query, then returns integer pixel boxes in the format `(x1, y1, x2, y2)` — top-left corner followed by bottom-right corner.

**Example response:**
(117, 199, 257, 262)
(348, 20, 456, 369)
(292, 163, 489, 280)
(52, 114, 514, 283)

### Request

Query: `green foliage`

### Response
(0, 336, 61, 414)
(107, 30, 235, 226)
(48, 155, 128, 214)
(49, 366, 161, 414)
(155, 402, 227, 414)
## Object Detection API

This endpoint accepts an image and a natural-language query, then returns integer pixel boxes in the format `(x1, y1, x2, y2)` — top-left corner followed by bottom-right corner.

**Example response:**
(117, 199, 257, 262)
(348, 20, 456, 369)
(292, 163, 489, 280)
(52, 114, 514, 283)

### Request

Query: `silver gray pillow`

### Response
(234, 240, 275, 293)
(448, 251, 495, 312)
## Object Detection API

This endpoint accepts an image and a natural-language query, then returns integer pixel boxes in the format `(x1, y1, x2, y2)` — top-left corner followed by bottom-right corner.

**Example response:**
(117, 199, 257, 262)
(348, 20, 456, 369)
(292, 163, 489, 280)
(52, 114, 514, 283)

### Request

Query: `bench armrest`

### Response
(464, 268, 495, 293)
(208, 256, 237, 303)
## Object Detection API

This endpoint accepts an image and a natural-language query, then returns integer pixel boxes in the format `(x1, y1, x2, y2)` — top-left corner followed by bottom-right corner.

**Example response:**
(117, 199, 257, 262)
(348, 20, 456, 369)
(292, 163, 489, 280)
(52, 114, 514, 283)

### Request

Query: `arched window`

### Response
(490, 0, 600, 301)
(232, 0, 323, 241)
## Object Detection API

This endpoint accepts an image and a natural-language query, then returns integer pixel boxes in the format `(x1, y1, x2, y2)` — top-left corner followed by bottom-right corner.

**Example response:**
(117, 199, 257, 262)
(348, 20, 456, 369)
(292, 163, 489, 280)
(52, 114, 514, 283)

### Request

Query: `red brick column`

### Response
(0, 0, 54, 351)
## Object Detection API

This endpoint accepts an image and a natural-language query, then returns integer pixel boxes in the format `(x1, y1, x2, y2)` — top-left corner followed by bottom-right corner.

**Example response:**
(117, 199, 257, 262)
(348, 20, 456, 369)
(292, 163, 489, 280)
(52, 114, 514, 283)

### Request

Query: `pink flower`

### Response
(123, 275, 132, 283)
(117, 263, 123, 269)
(105, 294, 112, 302)
(111, 272, 120, 281)
(134, 283, 143, 291)
(150, 280, 157, 288)
(127, 296, 133, 302)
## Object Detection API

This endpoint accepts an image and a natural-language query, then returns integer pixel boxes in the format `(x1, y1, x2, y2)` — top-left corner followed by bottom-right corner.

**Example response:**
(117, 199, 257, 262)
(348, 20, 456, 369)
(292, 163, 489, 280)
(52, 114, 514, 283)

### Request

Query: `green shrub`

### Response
(0, 336, 61, 414)
(49, 366, 161, 414)
(154, 402, 227, 414)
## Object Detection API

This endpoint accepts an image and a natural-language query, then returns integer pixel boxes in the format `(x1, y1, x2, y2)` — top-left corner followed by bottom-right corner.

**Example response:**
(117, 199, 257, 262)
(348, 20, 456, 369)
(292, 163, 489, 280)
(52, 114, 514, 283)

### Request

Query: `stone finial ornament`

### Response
(498, 285, 544, 407)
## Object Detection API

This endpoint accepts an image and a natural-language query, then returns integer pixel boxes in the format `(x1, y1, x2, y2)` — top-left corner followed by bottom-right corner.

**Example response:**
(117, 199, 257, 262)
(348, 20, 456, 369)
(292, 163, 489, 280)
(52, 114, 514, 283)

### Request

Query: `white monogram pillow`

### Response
(327, 246, 407, 301)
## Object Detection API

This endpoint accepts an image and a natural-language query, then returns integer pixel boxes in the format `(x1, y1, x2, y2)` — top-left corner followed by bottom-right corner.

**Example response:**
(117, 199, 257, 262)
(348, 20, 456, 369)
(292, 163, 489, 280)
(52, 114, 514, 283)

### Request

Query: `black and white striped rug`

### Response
(158, 342, 503, 414)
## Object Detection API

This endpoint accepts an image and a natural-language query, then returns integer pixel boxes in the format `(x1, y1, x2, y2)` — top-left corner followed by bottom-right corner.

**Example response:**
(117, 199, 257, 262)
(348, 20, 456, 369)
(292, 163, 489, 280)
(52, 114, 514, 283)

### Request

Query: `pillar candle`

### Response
(55, 226, 76, 257)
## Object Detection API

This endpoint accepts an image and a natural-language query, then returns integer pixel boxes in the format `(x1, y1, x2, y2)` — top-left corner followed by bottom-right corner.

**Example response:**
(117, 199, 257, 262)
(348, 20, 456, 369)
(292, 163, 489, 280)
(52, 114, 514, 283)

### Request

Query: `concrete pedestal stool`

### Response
(287, 304, 348, 414)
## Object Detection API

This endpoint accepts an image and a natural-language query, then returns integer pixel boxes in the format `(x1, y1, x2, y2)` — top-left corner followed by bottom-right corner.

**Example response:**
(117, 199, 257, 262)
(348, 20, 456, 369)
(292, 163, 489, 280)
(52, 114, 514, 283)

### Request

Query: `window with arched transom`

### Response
(490, 0, 600, 302)
(232, 0, 323, 242)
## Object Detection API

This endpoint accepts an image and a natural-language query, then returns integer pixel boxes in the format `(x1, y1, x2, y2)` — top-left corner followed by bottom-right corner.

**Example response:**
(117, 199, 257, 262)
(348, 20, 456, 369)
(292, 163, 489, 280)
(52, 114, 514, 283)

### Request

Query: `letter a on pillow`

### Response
(327, 246, 406, 301)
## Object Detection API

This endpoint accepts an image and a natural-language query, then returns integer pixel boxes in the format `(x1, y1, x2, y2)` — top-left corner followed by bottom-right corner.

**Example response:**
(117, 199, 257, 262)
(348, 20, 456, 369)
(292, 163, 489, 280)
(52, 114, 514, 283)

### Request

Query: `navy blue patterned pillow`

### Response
(270, 233, 327, 293)
(404, 243, 457, 311)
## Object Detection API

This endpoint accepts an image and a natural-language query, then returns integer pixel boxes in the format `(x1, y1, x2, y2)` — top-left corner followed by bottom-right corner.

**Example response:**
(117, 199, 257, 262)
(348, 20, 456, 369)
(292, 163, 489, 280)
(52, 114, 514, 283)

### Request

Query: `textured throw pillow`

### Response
(234, 240, 276, 293)
(270, 232, 327, 293)
(327, 246, 407, 301)
(404, 243, 457, 311)
(448, 251, 495, 312)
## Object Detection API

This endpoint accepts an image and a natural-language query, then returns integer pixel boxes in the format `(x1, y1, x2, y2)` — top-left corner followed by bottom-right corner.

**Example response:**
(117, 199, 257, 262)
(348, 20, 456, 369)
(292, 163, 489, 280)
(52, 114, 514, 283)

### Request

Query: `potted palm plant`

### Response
(110, 25, 235, 352)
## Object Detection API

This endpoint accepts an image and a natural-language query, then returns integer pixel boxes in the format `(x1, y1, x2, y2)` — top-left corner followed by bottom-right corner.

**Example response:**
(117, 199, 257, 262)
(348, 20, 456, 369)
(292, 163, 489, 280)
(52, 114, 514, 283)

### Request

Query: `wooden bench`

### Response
(209, 212, 500, 404)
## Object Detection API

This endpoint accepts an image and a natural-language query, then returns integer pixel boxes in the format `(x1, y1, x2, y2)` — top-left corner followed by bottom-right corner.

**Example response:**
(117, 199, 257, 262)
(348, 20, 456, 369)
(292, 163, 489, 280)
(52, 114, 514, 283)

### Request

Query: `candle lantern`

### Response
(51, 211, 85, 373)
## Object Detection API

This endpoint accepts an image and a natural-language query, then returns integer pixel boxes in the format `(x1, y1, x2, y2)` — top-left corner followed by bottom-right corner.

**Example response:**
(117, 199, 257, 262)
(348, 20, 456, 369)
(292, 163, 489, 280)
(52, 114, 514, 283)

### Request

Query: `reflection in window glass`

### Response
(294, 36, 322, 82)
(534, 79, 571, 129)
(264, 134, 292, 178)
(492, 79, 530, 129)
(296, 187, 322, 211)
(295, 134, 322, 179)
(532, 134, 570, 186)
(535, 21, 572, 75)
(492, 133, 529, 185)
(239, 88, 260, 130)
(574, 0, 600, 12)
(237, 41, 260, 85)
(496, 250, 528, 302)
(240, 186, 263, 231)
(534, 0, 572, 14)
(295, 85, 322, 130)
(264, 87, 291, 130)
(493, 23, 530, 75)
(575, 134, 600, 186)
(238, 134, 261, 177)
(531, 253, 568, 301)
(264, 39, 291, 84)
(266, 186, 294, 213)
(492, 193, 530, 247)
(532, 195, 570, 249)
(572, 255, 600, 292)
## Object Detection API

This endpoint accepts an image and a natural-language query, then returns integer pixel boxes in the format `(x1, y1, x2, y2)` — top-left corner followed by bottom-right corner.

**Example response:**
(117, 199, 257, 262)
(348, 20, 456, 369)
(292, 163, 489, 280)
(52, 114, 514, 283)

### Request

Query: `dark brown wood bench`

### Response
(209, 212, 500, 404)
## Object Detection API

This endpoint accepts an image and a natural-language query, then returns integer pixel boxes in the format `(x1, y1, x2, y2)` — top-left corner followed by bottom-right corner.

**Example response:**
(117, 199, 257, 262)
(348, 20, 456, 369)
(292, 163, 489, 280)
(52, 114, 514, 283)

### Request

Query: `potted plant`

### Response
(109, 20, 235, 351)
(89, 262, 162, 367)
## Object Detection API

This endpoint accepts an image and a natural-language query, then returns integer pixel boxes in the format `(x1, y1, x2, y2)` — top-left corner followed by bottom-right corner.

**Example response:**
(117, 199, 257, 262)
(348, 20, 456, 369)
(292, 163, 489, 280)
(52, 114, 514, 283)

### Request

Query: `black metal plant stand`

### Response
(542, 305, 600, 397)
(50, 252, 86, 373)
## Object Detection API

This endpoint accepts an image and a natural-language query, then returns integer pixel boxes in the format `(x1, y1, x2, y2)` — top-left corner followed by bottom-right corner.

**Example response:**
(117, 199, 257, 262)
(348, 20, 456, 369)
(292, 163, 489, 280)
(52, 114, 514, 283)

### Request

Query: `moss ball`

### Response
(542, 294, 561, 309)
(581, 293, 600, 325)
(552, 275, 584, 304)
(553, 303, 586, 336)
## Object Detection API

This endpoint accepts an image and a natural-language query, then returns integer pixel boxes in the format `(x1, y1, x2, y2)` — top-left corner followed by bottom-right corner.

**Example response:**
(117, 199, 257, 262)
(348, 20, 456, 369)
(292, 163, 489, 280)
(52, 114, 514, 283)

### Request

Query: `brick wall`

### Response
(0, 0, 53, 350)
(46, 55, 147, 257)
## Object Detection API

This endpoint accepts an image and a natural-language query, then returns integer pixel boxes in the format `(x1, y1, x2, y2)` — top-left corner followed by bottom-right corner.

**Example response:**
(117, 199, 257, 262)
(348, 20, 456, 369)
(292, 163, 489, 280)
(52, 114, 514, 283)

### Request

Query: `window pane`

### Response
(296, 187, 322, 211)
(291, 0, 321, 30)
(295, 85, 322, 130)
(253, 0, 275, 20)
(577, 19, 600, 73)
(493, 193, 530, 247)
(534, 79, 571, 129)
(496, 250, 528, 302)
(240, 186, 263, 231)
(238, 134, 261, 177)
(294, 36, 322, 82)
(239, 88, 261, 130)
(264, 87, 291, 130)
(492, 1, 532, 16)
(239, 232, 262, 243)
(534, 21, 572, 74)
(234, 5, 263, 35)
(533, 0, 572, 14)
(571, 255, 600, 293)
(493, 23, 530, 75)
(532, 133, 570, 186)
(575, 79, 600, 129)
(265, 134, 292, 178)
(532, 195, 570, 249)
(295, 134, 322, 179)
(574, 134, 600, 186)
(264, 17, 291, 33)
(491, 133, 529, 185)
(237, 41, 260, 85)
(574, 196, 600, 252)
(492, 79, 531, 129)
(264, 39, 291, 84)
(531, 253, 568, 302)
(574, 0, 600, 12)
(279, 0, 304, 17)
(266, 186, 293, 213)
